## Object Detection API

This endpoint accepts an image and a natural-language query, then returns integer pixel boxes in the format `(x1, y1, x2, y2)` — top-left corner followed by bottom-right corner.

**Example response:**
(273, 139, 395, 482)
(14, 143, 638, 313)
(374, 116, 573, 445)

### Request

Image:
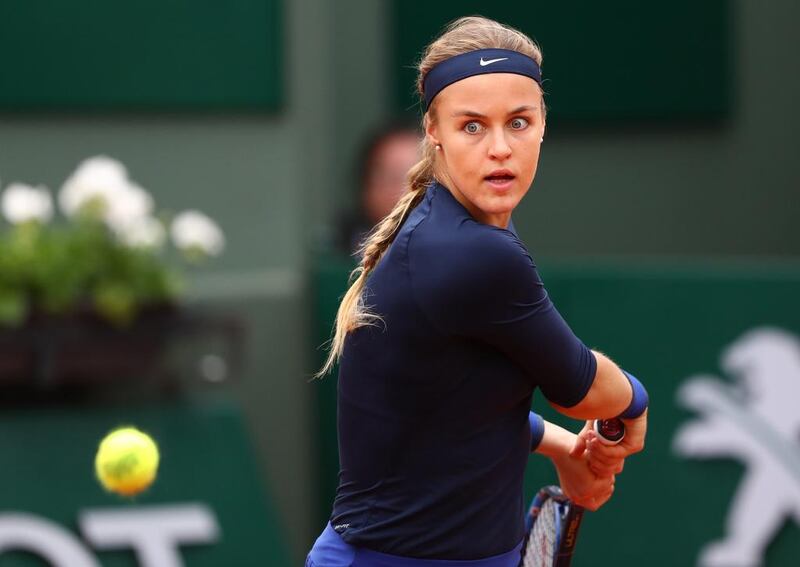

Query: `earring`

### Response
(540, 138, 544, 143)
(435, 144, 441, 150)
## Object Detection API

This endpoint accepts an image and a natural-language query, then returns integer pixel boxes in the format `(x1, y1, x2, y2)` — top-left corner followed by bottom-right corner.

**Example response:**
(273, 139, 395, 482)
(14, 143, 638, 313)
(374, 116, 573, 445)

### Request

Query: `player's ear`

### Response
(424, 113, 440, 148)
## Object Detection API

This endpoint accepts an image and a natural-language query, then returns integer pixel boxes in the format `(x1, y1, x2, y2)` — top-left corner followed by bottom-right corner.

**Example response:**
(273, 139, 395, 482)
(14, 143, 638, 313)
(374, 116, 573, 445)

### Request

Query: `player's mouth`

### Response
(484, 169, 515, 190)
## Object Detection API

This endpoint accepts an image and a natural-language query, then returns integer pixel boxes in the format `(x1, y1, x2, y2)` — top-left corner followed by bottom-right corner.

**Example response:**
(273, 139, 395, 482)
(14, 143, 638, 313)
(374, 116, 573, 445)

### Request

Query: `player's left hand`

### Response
(569, 421, 626, 478)
(551, 449, 615, 511)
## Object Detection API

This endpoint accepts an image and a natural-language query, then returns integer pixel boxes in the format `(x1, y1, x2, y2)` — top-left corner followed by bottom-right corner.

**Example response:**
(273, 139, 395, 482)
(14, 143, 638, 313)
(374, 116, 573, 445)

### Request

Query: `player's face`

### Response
(426, 73, 545, 228)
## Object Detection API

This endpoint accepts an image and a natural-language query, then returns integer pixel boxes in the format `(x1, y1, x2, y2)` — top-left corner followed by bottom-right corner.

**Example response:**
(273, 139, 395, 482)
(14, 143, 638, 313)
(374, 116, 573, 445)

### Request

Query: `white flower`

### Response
(1, 183, 54, 224)
(114, 216, 166, 249)
(59, 156, 156, 235)
(106, 182, 154, 231)
(170, 210, 225, 256)
(59, 155, 130, 218)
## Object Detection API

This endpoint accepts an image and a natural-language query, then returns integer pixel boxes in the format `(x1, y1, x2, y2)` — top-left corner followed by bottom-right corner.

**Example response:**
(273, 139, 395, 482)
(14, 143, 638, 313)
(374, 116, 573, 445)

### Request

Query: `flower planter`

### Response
(0, 304, 243, 401)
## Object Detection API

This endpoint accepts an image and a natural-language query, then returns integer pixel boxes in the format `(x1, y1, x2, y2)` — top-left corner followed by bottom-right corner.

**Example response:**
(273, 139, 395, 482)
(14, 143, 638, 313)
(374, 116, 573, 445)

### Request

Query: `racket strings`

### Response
(523, 499, 559, 567)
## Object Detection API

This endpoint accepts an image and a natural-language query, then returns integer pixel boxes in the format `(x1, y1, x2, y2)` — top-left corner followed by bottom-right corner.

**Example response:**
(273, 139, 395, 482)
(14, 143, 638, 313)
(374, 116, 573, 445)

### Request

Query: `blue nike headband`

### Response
(422, 48, 542, 111)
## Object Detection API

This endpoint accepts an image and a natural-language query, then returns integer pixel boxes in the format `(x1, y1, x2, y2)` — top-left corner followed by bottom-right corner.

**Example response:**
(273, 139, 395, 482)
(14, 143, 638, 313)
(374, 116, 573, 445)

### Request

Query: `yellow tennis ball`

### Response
(95, 427, 159, 497)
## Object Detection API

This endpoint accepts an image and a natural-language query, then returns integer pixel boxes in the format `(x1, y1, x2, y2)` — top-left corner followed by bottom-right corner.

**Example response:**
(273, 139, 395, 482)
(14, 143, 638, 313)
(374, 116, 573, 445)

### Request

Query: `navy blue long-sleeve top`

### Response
(330, 181, 596, 560)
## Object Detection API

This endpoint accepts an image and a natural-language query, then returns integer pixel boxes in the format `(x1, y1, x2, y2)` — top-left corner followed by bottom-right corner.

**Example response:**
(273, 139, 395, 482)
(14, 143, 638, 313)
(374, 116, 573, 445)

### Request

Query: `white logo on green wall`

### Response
(673, 327, 800, 567)
(0, 503, 219, 566)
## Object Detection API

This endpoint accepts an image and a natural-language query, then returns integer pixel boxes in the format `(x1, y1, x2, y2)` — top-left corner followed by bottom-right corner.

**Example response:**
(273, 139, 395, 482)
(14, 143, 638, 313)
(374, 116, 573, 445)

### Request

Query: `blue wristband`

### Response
(529, 411, 545, 452)
(619, 370, 649, 419)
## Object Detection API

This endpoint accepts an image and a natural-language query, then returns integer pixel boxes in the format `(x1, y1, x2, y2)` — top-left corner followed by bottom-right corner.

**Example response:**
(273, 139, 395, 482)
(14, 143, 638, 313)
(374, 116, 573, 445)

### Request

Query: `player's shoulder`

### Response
(410, 216, 534, 286)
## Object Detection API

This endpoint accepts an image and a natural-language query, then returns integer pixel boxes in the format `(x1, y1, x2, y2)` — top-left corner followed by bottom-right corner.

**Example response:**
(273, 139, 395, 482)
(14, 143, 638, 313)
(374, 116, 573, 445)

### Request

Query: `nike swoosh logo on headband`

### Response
(479, 57, 509, 66)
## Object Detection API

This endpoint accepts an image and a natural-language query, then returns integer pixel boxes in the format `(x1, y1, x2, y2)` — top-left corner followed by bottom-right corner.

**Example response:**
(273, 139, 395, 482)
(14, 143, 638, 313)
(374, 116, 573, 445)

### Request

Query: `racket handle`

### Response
(594, 418, 625, 445)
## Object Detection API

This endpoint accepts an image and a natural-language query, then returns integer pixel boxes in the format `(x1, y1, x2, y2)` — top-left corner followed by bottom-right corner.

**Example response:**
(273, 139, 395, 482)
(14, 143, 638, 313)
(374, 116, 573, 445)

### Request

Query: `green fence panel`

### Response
(0, 1, 282, 110)
(312, 255, 800, 566)
(0, 399, 291, 566)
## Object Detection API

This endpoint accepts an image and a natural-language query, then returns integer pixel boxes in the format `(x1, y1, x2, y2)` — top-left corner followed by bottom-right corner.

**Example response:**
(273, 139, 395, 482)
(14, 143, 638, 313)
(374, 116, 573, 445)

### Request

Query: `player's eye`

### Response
(509, 117, 529, 130)
(464, 121, 484, 134)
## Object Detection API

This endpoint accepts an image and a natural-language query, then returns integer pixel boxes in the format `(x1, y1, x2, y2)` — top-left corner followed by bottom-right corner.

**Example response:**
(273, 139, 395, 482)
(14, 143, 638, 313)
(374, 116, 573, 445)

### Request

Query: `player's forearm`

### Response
(532, 417, 575, 459)
(551, 351, 635, 420)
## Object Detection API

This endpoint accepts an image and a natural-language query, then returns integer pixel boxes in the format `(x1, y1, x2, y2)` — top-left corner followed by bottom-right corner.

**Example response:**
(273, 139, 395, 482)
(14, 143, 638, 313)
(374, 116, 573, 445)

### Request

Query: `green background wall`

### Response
(0, 0, 798, 564)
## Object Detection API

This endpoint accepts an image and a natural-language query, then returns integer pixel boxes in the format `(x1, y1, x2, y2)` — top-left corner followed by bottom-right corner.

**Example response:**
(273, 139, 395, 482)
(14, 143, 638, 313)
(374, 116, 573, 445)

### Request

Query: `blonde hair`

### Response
(316, 15, 544, 377)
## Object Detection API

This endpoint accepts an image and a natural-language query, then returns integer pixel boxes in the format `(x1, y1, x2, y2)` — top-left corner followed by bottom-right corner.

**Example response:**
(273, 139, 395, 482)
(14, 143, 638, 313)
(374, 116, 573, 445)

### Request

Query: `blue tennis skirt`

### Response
(306, 522, 524, 567)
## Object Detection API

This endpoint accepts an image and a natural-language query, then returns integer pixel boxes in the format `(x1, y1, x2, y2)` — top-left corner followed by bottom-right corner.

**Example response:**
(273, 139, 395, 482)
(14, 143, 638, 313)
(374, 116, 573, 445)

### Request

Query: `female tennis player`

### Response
(307, 15, 648, 567)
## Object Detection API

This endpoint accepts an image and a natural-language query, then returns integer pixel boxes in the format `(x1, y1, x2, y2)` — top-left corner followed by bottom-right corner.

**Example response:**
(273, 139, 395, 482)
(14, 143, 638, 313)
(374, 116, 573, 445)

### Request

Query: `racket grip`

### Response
(593, 418, 625, 445)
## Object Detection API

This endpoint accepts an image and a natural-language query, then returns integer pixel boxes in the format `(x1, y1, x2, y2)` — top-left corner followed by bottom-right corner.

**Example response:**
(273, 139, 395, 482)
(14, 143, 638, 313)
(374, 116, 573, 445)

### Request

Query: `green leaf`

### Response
(92, 281, 137, 327)
(0, 286, 28, 326)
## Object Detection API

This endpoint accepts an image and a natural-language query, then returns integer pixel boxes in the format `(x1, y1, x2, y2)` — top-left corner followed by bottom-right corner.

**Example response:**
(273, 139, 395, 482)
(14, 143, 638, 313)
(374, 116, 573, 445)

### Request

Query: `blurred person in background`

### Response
(310, 15, 648, 567)
(335, 120, 421, 256)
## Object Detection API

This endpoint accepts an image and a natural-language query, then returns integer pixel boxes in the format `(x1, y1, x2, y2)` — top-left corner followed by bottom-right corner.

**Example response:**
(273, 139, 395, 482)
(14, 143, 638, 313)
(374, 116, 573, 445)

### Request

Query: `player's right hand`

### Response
(574, 410, 647, 477)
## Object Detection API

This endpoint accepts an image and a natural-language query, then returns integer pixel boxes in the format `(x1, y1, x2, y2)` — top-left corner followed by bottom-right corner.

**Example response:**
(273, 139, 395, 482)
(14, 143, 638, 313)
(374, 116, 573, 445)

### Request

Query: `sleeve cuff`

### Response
(529, 411, 545, 452)
(619, 370, 649, 419)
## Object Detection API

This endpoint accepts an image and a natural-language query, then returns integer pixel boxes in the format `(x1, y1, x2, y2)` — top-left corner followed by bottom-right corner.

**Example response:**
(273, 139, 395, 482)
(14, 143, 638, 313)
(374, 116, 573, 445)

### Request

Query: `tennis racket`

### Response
(519, 418, 625, 567)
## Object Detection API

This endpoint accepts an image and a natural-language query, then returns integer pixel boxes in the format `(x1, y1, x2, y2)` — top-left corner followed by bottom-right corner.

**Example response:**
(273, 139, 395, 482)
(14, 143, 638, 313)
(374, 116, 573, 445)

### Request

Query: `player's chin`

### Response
(479, 194, 522, 215)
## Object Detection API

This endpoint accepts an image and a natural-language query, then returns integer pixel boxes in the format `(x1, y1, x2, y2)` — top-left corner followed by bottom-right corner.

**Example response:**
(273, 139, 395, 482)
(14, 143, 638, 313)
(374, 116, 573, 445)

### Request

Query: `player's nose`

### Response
(487, 128, 512, 159)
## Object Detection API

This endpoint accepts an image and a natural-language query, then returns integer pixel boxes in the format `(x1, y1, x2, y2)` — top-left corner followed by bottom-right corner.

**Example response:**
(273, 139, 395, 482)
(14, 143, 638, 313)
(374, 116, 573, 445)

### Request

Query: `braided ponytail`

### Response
(315, 139, 436, 378)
